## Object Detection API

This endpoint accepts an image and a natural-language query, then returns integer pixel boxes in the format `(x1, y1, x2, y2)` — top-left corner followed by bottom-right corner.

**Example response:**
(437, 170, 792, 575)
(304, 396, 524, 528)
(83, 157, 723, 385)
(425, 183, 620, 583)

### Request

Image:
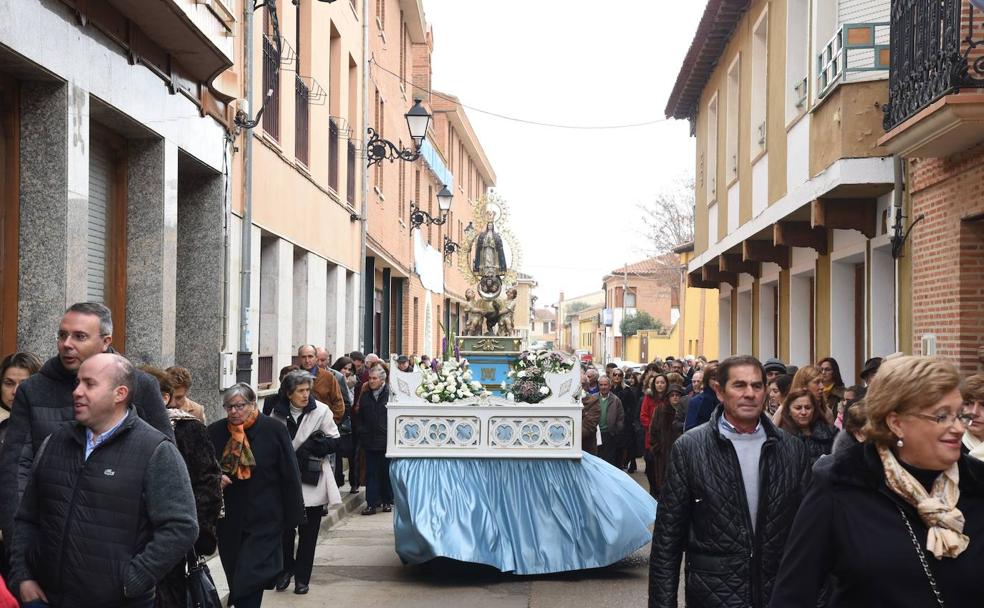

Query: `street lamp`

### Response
(442, 235, 460, 261)
(409, 184, 453, 230)
(366, 99, 431, 167)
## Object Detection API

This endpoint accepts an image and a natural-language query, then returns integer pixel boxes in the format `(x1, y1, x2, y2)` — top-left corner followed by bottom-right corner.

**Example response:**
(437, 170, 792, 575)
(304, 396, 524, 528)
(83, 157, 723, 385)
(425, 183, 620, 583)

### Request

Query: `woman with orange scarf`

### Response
(207, 383, 305, 608)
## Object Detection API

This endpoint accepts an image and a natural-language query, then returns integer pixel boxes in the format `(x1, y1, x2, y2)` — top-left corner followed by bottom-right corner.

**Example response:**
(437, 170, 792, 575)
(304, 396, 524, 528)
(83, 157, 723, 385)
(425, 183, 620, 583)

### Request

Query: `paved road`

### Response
(262, 461, 674, 608)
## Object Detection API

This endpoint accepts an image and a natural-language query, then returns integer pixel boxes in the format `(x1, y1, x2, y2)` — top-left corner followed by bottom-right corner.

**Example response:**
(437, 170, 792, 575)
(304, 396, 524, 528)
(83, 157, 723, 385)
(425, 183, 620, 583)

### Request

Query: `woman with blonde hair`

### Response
(772, 365, 830, 425)
(769, 356, 984, 607)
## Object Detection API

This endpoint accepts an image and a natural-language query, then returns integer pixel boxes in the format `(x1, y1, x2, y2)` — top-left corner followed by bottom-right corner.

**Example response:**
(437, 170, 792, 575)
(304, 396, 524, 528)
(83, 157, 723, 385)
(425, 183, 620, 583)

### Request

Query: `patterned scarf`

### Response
(221, 408, 258, 480)
(877, 444, 969, 559)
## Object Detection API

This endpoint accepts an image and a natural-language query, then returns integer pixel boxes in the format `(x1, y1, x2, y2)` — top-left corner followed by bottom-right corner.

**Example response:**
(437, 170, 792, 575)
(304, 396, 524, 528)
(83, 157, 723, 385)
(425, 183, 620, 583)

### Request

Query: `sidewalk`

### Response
(207, 481, 366, 603)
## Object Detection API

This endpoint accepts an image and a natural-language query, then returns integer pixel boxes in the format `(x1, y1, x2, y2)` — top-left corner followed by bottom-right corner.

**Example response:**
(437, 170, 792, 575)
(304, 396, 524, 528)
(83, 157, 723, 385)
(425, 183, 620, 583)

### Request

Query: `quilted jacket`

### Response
(648, 406, 811, 608)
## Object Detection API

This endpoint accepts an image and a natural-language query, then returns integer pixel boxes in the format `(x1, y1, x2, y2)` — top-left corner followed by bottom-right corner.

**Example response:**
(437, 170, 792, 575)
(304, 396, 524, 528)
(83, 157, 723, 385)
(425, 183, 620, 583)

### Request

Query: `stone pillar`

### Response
(175, 168, 225, 417)
(17, 81, 89, 355)
(124, 139, 178, 365)
(346, 271, 359, 353)
(325, 263, 346, 356)
(292, 250, 309, 352)
(259, 237, 293, 381)
(306, 254, 327, 351)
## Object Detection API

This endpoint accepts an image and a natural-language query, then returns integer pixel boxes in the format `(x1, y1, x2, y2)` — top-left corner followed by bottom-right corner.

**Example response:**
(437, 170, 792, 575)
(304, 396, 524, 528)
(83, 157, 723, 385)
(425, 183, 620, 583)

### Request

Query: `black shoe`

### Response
(275, 571, 292, 591)
(350, 486, 360, 494)
(361, 506, 377, 516)
(294, 583, 310, 595)
(382, 503, 392, 513)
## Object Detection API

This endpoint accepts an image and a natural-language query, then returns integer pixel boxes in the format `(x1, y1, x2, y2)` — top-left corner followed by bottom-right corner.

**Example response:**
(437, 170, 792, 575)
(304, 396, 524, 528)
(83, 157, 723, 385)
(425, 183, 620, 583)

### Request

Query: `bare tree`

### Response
(637, 176, 695, 256)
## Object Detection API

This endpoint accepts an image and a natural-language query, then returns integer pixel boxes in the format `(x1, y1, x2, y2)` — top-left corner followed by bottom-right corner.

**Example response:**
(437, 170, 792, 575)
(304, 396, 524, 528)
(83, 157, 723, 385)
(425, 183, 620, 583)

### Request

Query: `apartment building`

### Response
(364, 1, 501, 359)
(673, 242, 720, 360)
(601, 257, 679, 362)
(878, 0, 984, 375)
(0, 0, 234, 413)
(668, 0, 901, 384)
(224, 0, 364, 396)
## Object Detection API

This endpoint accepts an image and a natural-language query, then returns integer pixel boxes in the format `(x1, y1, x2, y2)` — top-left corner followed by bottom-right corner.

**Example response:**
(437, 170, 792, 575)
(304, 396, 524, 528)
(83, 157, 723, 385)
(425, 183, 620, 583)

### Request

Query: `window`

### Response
(376, 0, 385, 29)
(399, 14, 406, 87)
(785, 0, 809, 122)
(374, 91, 384, 190)
(261, 4, 281, 140)
(750, 10, 768, 156)
(726, 55, 740, 181)
(427, 185, 433, 244)
(294, 1, 309, 166)
(412, 296, 419, 354)
(625, 290, 637, 308)
(398, 161, 405, 219)
(706, 94, 719, 203)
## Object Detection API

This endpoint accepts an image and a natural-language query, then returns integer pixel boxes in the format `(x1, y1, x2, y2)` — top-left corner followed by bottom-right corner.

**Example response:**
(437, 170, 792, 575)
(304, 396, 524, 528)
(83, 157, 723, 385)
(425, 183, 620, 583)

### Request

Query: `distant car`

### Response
(577, 352, 593, 364)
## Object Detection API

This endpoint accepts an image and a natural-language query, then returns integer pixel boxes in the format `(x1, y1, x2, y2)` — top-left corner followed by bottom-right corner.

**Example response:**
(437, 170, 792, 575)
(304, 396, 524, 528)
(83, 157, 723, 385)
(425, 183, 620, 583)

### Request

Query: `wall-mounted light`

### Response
(408, 184, 453, 230)
(366, 99, 432, 166)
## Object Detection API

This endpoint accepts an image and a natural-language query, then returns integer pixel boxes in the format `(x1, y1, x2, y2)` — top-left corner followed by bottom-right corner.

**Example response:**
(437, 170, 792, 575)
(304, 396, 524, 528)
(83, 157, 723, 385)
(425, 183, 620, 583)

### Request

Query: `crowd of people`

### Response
(631, 352, 984, 607)
(0, 301, 404, 608)
(2, 300, 984, 607)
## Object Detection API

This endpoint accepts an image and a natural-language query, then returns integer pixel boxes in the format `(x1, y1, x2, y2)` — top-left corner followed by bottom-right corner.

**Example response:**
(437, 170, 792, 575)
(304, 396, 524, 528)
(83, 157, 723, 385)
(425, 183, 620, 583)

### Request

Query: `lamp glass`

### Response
(437, 185, 453, 211)
(405, 99, 431, 148)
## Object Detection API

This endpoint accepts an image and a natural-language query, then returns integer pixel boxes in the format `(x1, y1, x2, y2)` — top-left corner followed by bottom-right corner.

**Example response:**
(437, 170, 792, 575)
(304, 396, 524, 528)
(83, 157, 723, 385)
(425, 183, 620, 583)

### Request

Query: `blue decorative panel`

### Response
(466, 353, 517, 395)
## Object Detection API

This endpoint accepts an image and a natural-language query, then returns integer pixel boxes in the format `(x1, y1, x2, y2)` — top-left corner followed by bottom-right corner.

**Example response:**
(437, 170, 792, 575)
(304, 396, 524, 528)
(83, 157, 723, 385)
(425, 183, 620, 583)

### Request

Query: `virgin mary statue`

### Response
(472, 221, 508, 277)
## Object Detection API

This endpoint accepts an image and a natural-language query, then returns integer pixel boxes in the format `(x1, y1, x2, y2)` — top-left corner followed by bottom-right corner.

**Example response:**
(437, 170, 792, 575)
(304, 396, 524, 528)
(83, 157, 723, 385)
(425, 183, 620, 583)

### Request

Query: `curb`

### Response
(209, 487, 366, 606)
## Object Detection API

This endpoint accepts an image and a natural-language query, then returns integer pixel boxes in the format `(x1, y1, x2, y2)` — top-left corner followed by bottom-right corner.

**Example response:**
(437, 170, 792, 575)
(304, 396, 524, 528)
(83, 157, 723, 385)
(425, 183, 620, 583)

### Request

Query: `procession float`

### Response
(386, 195, 656, 575)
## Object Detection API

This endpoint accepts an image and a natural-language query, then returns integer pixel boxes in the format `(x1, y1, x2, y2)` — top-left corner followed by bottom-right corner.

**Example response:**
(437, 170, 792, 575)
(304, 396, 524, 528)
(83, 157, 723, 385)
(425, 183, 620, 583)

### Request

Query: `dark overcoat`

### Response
(207, 414, 305, 603)
(769, 442, 984, 607)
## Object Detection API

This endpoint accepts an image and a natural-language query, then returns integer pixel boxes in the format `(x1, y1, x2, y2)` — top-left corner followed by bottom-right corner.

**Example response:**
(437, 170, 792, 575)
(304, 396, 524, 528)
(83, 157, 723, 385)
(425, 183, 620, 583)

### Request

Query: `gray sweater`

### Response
(718, 415, 767, 530)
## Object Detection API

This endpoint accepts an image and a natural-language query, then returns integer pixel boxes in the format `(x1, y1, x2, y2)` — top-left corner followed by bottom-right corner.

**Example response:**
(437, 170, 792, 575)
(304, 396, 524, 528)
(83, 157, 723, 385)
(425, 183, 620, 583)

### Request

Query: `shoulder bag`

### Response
(185, 549, 221, 608)
(897, 505, 946, 608)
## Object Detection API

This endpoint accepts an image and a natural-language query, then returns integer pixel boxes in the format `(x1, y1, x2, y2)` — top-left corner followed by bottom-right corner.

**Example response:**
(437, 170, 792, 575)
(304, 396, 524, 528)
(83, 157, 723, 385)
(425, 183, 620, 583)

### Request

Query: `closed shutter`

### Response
(87, 135, 112, 303)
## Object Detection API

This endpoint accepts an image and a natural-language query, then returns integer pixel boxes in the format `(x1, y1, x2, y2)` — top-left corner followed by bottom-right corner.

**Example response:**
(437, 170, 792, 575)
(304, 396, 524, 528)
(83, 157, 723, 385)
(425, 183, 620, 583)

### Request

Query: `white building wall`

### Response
(720, 292, 733, 357)
(752, 155, 769, 218)
(869, 244, 896, 359)
(737, 289, 753, 356)
(306, 254, 328, 350)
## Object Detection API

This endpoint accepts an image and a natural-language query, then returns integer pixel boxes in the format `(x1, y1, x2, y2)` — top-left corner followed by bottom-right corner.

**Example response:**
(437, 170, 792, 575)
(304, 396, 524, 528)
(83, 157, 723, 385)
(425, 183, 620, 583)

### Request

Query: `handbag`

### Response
(897, 505, 946, 608)
(184, 549, 221, 608)
(299, 453, 323, 485)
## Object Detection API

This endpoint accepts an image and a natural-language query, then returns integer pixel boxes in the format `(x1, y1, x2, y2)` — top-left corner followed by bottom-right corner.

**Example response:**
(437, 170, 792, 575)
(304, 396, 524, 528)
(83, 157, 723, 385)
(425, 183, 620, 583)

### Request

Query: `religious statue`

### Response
(472, 221, 508, 278)
(463, 288, 492, 336)
(494, 288, 518, 336)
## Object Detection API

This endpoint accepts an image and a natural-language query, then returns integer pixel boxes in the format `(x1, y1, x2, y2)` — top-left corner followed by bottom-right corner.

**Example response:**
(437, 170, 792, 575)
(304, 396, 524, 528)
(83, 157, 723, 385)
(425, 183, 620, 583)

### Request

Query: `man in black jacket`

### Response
(355, 366, 391, 515)
(648, 355, 811, 608)
(0, 302, 172, 545)
(8, 353, 197, 607)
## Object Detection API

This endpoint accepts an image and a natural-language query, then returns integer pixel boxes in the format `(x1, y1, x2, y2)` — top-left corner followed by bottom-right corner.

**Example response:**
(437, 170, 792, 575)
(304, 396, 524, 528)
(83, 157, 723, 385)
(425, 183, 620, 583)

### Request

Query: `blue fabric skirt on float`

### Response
(389, 453, 658, 575)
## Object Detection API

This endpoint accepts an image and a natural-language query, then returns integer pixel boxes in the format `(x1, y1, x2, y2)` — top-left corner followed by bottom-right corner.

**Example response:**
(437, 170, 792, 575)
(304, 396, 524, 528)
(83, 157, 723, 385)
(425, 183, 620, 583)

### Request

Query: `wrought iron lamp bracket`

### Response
(366, 128, 421, 167)
(409, 201, 449, 230)
(443, 235, 460, 261)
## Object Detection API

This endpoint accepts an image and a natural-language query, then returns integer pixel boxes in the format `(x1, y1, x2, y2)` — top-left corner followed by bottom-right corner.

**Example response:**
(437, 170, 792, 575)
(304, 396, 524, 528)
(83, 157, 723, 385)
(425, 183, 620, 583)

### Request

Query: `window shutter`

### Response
(87, 136, 112, 303)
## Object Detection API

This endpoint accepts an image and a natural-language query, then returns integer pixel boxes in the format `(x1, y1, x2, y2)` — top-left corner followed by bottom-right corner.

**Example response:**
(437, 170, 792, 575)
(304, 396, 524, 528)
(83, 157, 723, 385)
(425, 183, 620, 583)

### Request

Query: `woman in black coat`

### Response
(777, 389, 837, 465)
(770, 356, 984, 608)
(208, 383, 305, 608)
(141, 366, 223, 608)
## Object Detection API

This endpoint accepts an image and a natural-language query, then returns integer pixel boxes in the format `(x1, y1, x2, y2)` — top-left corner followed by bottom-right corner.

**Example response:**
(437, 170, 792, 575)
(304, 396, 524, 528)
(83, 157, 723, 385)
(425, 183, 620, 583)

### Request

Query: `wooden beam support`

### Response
(688, 271, 718, 290)
(774, 221, 828, 255)
(743, 239, 791, 269)
(810, 198, 878, 239)
(720, 253, 761, 278)
(702, 263, 738, 288)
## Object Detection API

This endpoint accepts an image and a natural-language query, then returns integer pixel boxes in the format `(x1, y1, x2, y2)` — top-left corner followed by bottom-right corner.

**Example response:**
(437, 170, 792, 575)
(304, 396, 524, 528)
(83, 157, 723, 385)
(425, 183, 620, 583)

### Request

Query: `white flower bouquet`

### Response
(415, 358, 490, 403)
(502, 350, 575, 404)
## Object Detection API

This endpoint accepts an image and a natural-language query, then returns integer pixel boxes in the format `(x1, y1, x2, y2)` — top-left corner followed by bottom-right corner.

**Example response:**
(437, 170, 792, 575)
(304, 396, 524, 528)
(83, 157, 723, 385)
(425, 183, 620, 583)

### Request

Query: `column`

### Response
(325, 263, 346, 356)
(17, 81, 88, 354)
(292, 250, 309, 351)
(346, 271, 359, 353)
(125, 139, 178, 365)
(306, 254, 327, 351)
(175, 167, 225, 417)
(259, 237, 294, 380)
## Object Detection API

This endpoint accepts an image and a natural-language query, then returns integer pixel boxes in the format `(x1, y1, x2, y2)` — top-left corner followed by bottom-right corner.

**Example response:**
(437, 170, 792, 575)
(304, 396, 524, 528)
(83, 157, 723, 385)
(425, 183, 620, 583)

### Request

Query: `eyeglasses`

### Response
(909, 412, 975, 427)
(223, 401, 252, 412)
(612, 373, 623, 377)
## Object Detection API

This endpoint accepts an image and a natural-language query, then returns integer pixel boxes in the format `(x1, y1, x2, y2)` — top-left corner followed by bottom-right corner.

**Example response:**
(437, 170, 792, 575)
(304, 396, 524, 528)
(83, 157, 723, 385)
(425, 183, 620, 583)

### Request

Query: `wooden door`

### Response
(0, 77, 18, 354)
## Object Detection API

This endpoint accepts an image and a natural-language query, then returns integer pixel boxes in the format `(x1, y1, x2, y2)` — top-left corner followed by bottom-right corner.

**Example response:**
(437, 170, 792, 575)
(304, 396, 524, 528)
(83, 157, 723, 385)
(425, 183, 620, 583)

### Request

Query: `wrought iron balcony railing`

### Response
(883, 0, 984, 131)
(295, 75, 310, 166)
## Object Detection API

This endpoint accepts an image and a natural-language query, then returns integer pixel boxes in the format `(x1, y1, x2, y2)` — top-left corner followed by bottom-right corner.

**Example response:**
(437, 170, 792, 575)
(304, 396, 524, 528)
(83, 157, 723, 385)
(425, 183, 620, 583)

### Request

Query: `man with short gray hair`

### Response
(0, 303, 173, 545)
(355, 366, 391, 515)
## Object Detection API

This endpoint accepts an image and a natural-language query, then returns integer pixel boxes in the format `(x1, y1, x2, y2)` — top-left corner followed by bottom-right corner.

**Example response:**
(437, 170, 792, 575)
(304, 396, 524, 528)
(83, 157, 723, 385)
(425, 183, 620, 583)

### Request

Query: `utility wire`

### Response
(369, 58, 670, 131)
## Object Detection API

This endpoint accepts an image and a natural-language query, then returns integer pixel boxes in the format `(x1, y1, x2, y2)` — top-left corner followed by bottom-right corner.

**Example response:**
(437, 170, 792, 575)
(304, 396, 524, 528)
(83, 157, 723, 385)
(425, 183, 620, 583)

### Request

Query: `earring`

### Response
(897, 438, 904, 448)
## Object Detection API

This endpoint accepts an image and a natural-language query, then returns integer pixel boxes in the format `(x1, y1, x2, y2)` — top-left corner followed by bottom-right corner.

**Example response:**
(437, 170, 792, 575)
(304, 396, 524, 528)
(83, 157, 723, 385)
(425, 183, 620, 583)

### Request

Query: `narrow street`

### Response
(260, 465, 668, 608)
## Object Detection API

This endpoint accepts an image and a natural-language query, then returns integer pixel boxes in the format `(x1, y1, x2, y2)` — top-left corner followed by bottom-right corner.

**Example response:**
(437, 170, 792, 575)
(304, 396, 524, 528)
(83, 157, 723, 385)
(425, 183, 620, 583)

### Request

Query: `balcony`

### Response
(816, 22, 890, 100)
(261, 35, 281, 140)
(347, 141, 357, 205)
(880, 0, 984, 157)
(329, 118, 340, 192)
(103, 0, 234, 83)
(295, 75, 310, 167)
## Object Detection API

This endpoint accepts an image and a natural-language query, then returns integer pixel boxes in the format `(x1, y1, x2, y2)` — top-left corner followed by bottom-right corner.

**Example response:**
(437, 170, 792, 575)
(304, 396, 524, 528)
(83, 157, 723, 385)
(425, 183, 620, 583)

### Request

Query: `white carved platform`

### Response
(386, 357, 583, 459)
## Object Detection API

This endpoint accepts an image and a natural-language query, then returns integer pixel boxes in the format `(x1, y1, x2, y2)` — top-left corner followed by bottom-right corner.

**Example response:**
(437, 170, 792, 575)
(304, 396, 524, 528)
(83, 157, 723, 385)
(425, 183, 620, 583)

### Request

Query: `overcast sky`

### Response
(425, 1, 705, 306)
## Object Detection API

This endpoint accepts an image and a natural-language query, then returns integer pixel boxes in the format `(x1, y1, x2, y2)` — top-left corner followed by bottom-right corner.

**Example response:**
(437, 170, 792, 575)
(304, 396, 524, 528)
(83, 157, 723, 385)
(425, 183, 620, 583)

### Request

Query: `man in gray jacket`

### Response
(8, 353, 197, 607)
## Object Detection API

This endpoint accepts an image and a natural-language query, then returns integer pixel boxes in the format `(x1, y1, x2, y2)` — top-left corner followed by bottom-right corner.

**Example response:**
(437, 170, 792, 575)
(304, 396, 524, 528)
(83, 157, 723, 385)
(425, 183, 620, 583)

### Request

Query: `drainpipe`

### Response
(893, 155, 904, 353)
(358, 0, 370, 353)
(239, 1, 254, 357)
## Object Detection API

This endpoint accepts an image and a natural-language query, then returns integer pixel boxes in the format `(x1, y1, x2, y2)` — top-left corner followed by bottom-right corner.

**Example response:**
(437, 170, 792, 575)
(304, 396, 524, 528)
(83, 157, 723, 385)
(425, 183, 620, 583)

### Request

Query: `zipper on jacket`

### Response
(55, 450, 87, 590)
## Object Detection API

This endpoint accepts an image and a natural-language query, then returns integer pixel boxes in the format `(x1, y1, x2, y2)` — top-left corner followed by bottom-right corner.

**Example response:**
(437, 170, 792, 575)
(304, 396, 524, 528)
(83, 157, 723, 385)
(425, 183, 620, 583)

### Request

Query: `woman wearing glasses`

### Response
(208, 384, 305, 608)
(769, 356, 984, 607)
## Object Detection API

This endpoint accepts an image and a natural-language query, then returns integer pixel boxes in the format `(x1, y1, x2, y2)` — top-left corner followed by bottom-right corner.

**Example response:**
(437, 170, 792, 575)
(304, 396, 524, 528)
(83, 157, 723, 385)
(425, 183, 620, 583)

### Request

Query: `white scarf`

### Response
(963, 431, 984, 461)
